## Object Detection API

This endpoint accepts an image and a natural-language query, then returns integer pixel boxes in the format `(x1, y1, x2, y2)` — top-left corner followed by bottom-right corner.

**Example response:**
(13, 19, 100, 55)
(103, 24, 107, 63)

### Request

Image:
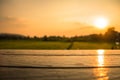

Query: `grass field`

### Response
(0, 40, 70, 49)
(0, 40, 117, 49)
(71, 42, 112, 49)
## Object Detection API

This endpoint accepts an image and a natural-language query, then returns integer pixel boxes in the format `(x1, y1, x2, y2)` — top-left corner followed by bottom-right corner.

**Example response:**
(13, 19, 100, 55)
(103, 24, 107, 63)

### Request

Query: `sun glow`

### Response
(94, 50, 109, 80)
(93, 17, 108, 29)
(97, 50, 105, 66)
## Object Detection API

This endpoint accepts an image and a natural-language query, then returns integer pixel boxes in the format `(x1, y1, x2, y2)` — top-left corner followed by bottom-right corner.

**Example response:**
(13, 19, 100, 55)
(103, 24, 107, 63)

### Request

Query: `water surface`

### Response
(0, 50, 120, 80)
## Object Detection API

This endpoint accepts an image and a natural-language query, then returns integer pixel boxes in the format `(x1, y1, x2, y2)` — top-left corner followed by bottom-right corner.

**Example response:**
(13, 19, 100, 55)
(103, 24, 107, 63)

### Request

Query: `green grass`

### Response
(0, 40, 116, 49)
(0, 40, 70, 49)
(71, 42, 112, 49)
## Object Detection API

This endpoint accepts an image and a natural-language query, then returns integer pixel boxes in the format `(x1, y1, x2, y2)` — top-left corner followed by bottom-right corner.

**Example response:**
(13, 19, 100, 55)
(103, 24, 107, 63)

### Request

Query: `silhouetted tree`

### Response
(0, 33, 26, 40)
(0, 27, 120, 43)
(42, 35, 48, 41)
(104, 27, 119, 42)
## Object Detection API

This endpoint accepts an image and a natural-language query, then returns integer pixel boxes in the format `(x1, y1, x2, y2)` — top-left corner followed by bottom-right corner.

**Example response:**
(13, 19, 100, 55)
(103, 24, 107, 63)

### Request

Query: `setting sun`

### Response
(93, 17, 108, 29)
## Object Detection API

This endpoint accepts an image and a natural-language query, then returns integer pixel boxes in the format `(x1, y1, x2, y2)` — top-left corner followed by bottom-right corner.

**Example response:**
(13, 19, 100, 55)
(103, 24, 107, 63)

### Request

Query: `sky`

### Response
(0, 0, 120, 37)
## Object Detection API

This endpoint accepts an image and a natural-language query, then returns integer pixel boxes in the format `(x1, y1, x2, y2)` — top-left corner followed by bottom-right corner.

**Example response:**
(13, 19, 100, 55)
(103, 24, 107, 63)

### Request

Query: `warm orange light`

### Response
(93, 50, 109, 80)
(97, 50, 104, 66)
(93, 17, 108, 29)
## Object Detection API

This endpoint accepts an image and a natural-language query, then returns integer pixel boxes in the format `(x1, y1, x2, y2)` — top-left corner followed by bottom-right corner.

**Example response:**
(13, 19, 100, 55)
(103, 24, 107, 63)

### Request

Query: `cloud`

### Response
(0, 16, 16, 22)
(0, 16, 27, 28)
(0, 16, 31, 35)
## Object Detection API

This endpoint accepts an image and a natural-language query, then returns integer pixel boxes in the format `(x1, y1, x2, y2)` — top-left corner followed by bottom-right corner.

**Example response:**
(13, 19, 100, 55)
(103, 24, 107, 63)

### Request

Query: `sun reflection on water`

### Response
(93, 50, 109, 80)
(97, 50, 104, 66)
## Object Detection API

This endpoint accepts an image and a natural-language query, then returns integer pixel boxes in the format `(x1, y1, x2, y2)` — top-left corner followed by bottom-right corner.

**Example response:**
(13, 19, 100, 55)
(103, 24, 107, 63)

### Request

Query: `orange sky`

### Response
(0, 0, 120, 37)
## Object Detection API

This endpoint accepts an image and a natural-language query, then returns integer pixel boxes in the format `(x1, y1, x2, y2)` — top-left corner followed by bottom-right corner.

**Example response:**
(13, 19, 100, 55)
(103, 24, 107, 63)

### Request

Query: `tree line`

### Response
(0, 27, 120, 43)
